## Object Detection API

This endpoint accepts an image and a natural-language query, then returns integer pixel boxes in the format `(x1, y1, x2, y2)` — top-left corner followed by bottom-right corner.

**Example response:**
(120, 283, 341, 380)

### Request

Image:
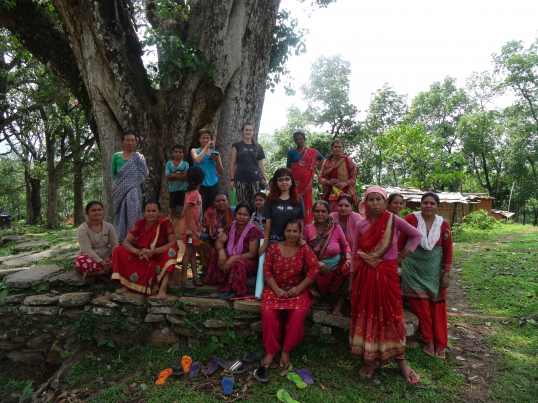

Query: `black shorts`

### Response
(169, 190, 185, 209)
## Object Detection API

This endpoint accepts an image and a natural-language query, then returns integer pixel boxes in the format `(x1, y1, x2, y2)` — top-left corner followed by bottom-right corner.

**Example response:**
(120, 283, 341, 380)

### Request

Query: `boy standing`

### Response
(165, 145, 189, 221)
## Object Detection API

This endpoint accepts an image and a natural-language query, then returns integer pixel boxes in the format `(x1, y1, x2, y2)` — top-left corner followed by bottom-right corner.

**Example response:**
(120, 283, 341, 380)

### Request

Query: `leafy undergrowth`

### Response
(453, 224, 538, 402)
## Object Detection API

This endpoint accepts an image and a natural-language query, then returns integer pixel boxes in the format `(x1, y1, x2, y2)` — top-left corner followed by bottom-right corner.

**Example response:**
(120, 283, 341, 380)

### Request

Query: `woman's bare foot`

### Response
(332, 296, 345, 316)
(156, 288, 168, 299)
(116, 287, 129, 294)
(397, 359, 420, 384)
(358, 360, 379, 379)
(261, 354, 275, 368)
(83, 270, 105, 281)
(279, 350, 291, 370)
(434, 347, 446, 359)
(423, 341, 435, 356)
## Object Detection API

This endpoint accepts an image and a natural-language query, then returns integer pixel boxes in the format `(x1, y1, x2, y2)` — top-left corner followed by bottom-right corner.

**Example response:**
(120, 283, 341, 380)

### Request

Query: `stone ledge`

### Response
(234, 300, 261, 314)
(5, 265, 62, 288)
(178, 296, 229, 308)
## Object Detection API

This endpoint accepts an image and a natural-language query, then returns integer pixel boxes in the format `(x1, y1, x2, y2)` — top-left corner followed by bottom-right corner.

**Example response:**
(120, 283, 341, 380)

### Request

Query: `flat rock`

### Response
(126, 316, 144, 324)
(249, 320, 262, 332)
(178, 296, 229, 308)
(12, 239, 49, 252)
(203, 318, 248, 328)
(4, 244, 74, 267)
(52, 251, 79, 260)
(403, 308, 419, 336)
(149, 328, 178, 346)
(233, 300, 261, 314)
(92, 295, 119, 308)
(24, 295, 61, 306)
(92, 307, 116, 317)
(147, 295, 179, 306)
(166, 315, 185, 326)
(59, 292, 93, 307)
(144, 313, 165, 322)
(49, 270, 95, 286)
(4, 265, 61, 288)
(7, 350, 44, 366)
(26, 334, 53, 349)
(20, 306, 61, 316)
(0, 267, 27, 279)
(0, 341, 24, 350)
(312, 310, 350, 329)
(0, 252, 33, 263)
(111, 291, 147, 306)
(0, 294, 27, 305)
(147, 306, 186, 315)
(1, 235, 27, 243)
(46, 344, 65, 365)
(60, 309, 86, 320)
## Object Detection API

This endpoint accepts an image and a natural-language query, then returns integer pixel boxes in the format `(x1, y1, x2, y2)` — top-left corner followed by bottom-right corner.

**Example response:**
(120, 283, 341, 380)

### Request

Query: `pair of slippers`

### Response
(210, 291, 236, 300)
(287, 370, 313, 389)
(218, 358, 248, 374)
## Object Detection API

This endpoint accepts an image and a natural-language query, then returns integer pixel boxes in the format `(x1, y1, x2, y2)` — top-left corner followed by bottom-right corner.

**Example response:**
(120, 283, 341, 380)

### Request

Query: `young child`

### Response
(251, 191, 267, 232)
(165, 144, 189, 221)
(179, 166, 205, 289)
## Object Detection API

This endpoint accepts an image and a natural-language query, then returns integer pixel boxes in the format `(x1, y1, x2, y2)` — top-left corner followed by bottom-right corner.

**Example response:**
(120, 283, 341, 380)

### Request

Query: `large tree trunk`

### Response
(24, 169, 41, 225)
(49, 0, 279, 217)
(73, 159, 85, 227)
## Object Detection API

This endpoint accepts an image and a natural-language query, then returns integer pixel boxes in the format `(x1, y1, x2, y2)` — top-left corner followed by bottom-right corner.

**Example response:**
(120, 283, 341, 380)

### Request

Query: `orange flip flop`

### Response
(155, 368, 173, 385)
(181, 355, 193, 373)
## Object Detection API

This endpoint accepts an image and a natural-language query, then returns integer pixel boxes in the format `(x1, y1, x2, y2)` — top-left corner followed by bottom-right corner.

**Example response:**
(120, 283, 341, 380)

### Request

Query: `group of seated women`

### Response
(75, 172, 452, 384)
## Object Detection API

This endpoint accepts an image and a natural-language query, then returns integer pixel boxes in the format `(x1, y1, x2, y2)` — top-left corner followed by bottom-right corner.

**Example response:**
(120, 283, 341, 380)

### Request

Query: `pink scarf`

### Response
(227, 221, 254, 256)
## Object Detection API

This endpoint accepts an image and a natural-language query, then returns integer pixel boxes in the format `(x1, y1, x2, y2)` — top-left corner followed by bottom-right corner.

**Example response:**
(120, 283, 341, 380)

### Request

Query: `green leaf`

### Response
(0, 288, 8, 298)
(211, 335, 218, 342)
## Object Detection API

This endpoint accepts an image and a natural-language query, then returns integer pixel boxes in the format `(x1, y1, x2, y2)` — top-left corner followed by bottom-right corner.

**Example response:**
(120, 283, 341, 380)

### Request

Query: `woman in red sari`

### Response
(112, 200, 178, 299)
(349, 186, 422, 384)
(287, 131, 324, 224)
(318, 139, 358, 212)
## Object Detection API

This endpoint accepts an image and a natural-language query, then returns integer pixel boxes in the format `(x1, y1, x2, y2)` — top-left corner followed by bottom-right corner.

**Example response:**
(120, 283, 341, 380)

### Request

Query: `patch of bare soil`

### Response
(447, 274, 499, 403)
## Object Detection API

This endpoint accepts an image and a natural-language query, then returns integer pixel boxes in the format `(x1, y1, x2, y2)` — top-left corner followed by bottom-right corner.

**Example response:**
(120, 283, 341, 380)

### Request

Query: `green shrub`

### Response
(461, 209, 500, 230)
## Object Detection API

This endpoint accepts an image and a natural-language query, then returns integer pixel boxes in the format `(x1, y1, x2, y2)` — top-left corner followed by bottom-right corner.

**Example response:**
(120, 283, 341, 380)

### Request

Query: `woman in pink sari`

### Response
(287, 131, 324, 224)
(112, 200, 178, 299)
(319, 139, 357, 212)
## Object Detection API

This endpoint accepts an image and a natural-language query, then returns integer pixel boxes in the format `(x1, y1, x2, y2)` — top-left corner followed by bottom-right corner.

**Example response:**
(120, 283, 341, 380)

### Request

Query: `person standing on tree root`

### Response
(230, 122, 268, 207)
(349, 186, 423, 384)
(398, 192, 452, 360)
(111, 131, 148, 244)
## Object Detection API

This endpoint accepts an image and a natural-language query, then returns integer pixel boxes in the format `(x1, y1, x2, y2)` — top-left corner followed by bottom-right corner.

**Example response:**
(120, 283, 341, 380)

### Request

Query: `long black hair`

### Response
(186, 166, 205, 191)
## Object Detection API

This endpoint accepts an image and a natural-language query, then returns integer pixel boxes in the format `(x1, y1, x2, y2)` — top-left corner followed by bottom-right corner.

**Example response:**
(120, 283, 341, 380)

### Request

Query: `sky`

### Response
(259, 0, 538, 134)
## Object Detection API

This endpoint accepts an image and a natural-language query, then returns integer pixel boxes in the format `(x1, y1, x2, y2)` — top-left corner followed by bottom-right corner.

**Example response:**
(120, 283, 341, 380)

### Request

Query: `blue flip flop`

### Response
(189, 361, 202, 378)
(204, 357, 221, 375)
(222, 377, 234, 395)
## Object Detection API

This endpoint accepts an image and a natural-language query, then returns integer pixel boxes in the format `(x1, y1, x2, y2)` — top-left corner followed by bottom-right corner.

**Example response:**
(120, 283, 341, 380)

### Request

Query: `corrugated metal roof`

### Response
(366, 186, 490, 204)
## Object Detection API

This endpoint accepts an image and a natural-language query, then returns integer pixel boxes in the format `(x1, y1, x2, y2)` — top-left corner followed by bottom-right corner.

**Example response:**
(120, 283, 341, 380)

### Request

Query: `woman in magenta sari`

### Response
(287, 131, 324, 224)
(318, 139, 357, 212)
(349, 186, 423, 384)
(112, 200, 178, 299)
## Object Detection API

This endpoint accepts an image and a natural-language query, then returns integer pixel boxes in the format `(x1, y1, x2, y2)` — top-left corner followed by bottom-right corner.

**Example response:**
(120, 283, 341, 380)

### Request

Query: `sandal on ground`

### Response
(423, 346, 436, 358)
(204, 357, 221, 375)
(287, 372, 307, 389)
(183, 291, 209, 298)
(218, 358, 248, 374)
(239, 351, 263, 363)
(189, 361, 202, 378)
(179, 280, 196, 289)
(403, 369, 421, 385)
(192, 277, 204, 286)
(279, 358, 291, 371)
(181, 355, 192, 373)
(155, 368, 173, 385)
(222, 377, 234, 395)
(171, 362, 182, 376)
(218, 292, 235, 300)
(434, 348, 446, 359)
(277, 389, 300, 403)
(296, 368, 314, 384)
(253, 365, 270, 383)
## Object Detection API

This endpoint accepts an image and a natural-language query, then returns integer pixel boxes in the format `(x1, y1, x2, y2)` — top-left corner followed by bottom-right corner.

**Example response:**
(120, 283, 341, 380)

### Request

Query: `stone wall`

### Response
(0, 265, 420, 367)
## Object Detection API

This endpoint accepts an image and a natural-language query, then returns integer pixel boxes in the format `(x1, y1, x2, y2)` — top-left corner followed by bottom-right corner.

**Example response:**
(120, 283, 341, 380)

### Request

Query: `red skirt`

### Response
(111, 245, 178, 295)
(349, 259, 406, 362)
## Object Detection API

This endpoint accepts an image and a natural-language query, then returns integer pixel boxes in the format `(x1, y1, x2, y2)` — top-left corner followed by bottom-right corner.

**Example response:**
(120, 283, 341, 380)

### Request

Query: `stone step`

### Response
(0, 252, 34, 264)
(12, 239, 50, 252)
(4, 243, 74, 267)
(4, 264, 62, 288)
(0, 235, 28, 244)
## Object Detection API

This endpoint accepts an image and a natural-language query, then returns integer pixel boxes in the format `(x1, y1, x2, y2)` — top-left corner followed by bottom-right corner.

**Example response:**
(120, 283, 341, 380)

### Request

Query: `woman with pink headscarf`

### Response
(348, 186, 423, 384)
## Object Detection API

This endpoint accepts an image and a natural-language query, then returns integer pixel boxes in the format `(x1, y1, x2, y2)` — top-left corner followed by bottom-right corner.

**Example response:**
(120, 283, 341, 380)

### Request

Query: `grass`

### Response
(453, 223, 538, 402)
